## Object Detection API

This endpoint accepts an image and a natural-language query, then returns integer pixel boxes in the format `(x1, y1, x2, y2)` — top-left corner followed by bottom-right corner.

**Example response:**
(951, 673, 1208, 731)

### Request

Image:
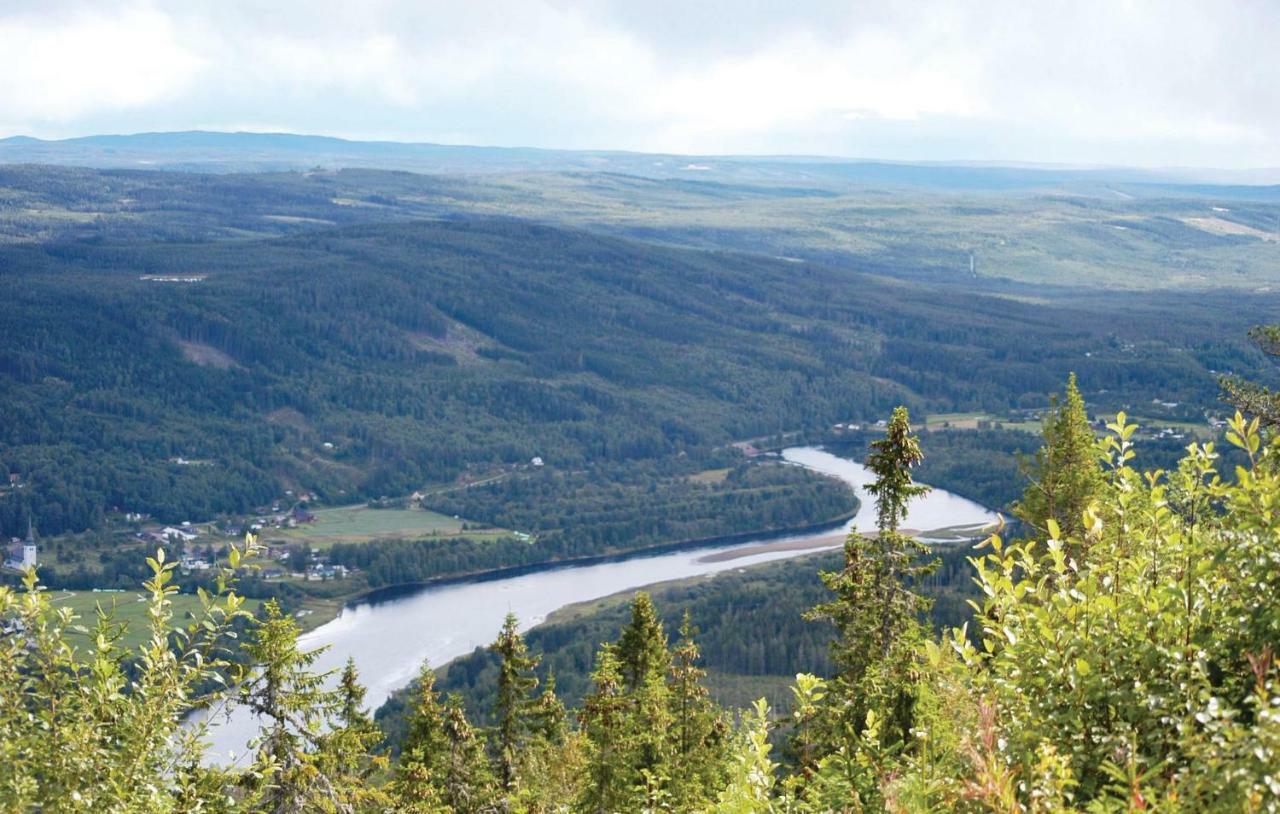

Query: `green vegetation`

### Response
(1012, 374, 1105, 539)
(378, 540, 985, 736)
(2, 212, 1268, 545)
(2, 163, 1277, 643)
(4, 153, 1280, 809)
(270, 505, 495, 548)
(3, 398, 1278, 811)
(327, 462, 856, 589)
(50, 589, 260, 651)
(2, 165, 1276, 554)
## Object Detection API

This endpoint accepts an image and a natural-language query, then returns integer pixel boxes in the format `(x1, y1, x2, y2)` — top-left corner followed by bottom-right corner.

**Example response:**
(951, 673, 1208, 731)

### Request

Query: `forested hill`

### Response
(1, 214, 1273, 537)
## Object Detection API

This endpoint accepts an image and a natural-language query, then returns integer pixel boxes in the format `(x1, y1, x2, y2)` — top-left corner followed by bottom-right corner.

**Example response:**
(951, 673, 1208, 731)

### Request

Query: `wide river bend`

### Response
(198, 446, 996, 763)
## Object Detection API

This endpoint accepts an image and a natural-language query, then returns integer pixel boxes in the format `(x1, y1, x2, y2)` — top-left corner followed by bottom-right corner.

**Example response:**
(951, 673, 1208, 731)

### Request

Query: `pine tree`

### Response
(1014, 372, 1104, 540)
(491, 612, 539, 791)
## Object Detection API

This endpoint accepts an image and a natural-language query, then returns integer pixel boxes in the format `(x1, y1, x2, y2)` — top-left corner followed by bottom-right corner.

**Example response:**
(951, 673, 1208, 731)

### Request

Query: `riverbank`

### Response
(287, 507, 860, 630)
(196, 446, 998, 762)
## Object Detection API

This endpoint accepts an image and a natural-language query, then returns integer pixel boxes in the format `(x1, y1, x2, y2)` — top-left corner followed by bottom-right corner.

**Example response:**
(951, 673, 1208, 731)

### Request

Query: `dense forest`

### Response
(2, 202, 1273, 542)
(326, 462, 855, 589)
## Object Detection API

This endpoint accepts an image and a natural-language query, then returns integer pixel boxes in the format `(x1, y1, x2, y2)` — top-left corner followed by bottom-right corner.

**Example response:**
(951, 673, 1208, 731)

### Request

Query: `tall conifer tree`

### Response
(491, 612, 539, 790)
(1014, 373, 1104, 540)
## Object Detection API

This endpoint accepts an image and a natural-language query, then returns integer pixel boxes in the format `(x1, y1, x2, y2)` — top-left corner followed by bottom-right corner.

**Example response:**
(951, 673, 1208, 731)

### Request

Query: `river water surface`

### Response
(197, 446, 996, 763)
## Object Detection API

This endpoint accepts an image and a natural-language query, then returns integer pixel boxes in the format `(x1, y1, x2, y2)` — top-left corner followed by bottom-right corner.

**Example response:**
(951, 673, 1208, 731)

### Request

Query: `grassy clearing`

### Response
(49, 591, 261, 652)
(689, 468, 731, 484)
(268, 504, 504, 548)
(1001, 420, 1045, 434)
(923, 412, 999, 431)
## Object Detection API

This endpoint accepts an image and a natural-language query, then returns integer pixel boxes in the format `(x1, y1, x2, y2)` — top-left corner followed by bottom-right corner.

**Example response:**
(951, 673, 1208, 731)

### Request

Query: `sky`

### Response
(0, 0, 1277, 168)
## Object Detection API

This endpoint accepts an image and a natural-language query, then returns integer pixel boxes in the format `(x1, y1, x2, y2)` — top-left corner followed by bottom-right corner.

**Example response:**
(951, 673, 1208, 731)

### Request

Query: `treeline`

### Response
(424, 461, 856, 558)
(329, 462, 856, 588)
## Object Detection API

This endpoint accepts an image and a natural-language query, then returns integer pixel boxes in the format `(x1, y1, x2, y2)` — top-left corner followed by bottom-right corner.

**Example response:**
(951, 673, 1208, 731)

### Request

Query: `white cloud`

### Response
(0, 4, 203, 122)
(0, 0, 1277, 166)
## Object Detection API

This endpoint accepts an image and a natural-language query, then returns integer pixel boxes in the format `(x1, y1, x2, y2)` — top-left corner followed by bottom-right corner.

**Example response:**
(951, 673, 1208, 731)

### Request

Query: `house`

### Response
(179, 556, 211, 573)
(162, 526, 198, 543)
(531, 456, 545, 467)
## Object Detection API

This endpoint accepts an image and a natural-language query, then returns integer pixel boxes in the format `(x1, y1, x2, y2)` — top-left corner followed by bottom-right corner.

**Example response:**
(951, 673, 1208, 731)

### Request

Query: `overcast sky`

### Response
(1, 1, 1277, 168)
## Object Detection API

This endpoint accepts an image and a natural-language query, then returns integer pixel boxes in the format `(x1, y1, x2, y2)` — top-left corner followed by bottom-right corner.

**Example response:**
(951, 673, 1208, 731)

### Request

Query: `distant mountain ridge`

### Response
(5, 129, 1279, 190)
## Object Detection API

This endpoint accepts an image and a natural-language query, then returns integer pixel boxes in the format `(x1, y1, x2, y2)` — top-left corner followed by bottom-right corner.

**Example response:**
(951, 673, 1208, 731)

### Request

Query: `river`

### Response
(195, 446, 997, 763)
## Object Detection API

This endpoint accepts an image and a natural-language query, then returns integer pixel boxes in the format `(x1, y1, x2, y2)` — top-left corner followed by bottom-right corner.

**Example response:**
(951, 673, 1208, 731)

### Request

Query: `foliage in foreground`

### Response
(1, 391, 1279, 812)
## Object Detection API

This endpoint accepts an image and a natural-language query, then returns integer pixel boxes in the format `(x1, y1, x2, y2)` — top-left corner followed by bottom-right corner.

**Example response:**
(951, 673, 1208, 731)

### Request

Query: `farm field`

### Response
(268, 505, 507, 548)
(922, 412, 1002, 430)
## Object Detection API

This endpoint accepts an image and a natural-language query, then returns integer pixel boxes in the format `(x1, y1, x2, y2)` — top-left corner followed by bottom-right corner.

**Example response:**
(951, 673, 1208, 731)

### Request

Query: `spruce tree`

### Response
(512, 674, 585, 812)
(613, 592, 674, 789)
(667, 612, 727, 809)
(240, 600, 342, 813)
(392, 663, 452, 812)
(315, 659, 391, 812)
(440, 694, 498, 814)
(615, 591, 669, 691)
(578, 645, 631, 814)
(491, 612, 539, 790)
(1221, 324, 1280, 425)
(1014, 372, 1104, 540)
(529, 671, 568, 745)
(808, 406, 935, 753)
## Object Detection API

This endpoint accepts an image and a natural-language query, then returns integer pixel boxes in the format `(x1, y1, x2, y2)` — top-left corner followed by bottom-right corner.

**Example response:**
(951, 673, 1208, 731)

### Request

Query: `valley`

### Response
(2, 139, 1278, 810)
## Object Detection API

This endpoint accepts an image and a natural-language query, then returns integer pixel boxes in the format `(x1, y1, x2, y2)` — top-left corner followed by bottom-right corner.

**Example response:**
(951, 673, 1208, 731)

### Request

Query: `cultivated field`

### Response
(269, 505, 505, 548)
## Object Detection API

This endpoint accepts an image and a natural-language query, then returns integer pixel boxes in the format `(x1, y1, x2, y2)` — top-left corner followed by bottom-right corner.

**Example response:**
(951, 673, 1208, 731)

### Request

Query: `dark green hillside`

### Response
(1, 216, 1274, 539)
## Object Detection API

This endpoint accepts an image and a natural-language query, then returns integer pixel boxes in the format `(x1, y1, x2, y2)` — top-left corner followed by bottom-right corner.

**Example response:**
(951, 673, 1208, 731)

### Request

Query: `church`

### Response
(4, 520, 38, 571)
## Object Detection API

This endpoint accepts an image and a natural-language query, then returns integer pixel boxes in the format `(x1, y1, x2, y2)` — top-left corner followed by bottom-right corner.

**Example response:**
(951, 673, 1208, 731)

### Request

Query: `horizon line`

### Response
(4, 128, 1279, 177)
